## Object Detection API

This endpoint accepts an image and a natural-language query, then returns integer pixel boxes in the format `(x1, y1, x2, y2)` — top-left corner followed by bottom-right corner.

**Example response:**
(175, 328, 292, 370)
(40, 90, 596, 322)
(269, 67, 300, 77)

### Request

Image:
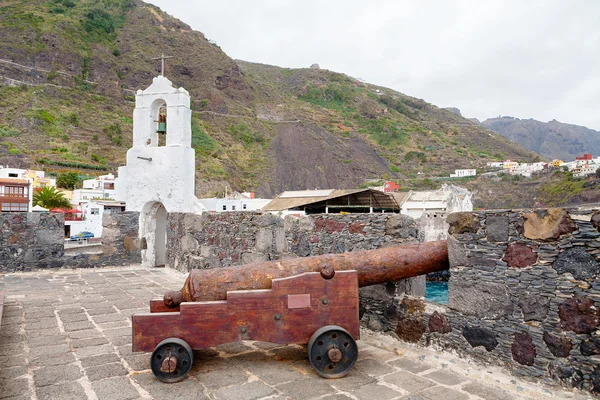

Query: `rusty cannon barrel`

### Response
(164, 240, 449, 308)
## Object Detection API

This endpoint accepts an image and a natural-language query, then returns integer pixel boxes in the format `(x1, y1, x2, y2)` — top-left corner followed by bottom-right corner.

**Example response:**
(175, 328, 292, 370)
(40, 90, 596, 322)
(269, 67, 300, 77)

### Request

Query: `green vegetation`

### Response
(539, 172, 586, 205)
(37, 158, 108, 171)
(57, 171, 81, 190)
(33, 186, 71, 209)
(103, 122, 123, 145)
(300, 82, 356, 108)
(404, 151, 427, 163)
(226, 123, 265, 146)
(191, 119, 217, 154)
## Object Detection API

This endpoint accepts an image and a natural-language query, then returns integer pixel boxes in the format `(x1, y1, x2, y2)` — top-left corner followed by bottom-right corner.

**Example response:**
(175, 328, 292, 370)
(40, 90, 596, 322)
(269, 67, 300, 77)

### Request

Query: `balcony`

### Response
(0, 193, 28, 199)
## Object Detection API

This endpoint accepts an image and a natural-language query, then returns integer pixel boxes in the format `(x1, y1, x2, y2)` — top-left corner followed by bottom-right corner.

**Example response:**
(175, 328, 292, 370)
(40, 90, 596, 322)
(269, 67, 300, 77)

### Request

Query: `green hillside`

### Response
(2, 0, 591, 207)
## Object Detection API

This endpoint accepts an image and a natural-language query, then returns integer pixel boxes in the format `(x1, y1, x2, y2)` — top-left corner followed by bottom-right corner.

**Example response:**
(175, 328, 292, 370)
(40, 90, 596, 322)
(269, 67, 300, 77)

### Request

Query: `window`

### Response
(91, 208, 99, 215)
(8, 173, 17, 178)
(6, 186, 24, 196)
(243, 204, 247, 210)
(222, 205, 227, 211)
(0, 202, 27, 212)
(232, 205, 236, 211)
(104, 193, 110, 198)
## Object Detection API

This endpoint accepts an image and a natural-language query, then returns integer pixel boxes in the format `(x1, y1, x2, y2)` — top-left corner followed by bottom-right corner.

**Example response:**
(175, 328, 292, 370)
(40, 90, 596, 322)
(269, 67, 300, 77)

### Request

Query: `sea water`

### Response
(425, 281, 448, 304)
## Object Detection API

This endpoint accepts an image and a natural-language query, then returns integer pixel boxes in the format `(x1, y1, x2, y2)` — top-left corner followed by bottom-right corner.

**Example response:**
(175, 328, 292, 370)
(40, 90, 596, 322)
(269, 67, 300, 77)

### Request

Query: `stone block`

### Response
(255, 228, 273, 253)
(518, 295, 549, 322)
(33, 363, 82, 387)
(523, 208, 576, 240)
(511, 332, 536, 366)
(214, 380, 274, 400)
(558, 296, 600, 334)
(418, 386, 469, 400)
(36, 381, 87, 400)
(462, 383, 516, 400)
(181, 235, 199, 253)
(503, 242, 537, 268)
(447, 235, 467, 268)
(428, 311, 452, 334)
(447, 212, 480, 235)
(352, 383, 400, 400)
(85, 362, 128, 381)
(553, 247, 599, 280)
(542, 332, 572, 357)
(548, 360, 583, 389)
(385, 214, 418, 238)
(396, 317, 425, 343)
(449, 280, 513, 319)
(486, 214, 509, 242)
(580, 337, 600, 356)
(384, 371, 435, 392)
(241, 252, 269, 264)
(92, 376, 139, 400)
(273, 227, 287, 253)
(462, 326, 498, 351)
(397, 276, 426, 297)
(592, 211, 600, 231)
(423, 369, 468, 385)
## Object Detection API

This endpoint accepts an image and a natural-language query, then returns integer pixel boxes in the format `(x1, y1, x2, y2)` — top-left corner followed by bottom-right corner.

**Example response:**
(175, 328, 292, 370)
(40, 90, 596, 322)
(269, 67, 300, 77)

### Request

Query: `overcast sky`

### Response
(149, 0, 600, 130)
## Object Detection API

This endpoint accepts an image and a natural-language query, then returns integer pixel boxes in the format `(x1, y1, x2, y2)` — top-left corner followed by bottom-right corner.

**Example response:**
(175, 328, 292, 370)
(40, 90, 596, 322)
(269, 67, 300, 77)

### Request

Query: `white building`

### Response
(450, 169, 476, 178)
(198, 192, 272, 212)
(65, 199, 126, 239)
(399, 185, 473, 219)
(117, 74, 207, 267)
(82, 173, 118, 200)
(573, 163, 599, 178)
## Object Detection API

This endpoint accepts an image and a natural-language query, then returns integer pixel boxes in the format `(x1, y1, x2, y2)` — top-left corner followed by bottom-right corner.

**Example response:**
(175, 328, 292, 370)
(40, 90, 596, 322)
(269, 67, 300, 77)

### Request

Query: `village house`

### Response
(398, 184, 473, 219)
(449, 169, 476, 178)
(64, 199, 126, 239)
(0, 166, 54, 212)
(198, 191, 272, 212)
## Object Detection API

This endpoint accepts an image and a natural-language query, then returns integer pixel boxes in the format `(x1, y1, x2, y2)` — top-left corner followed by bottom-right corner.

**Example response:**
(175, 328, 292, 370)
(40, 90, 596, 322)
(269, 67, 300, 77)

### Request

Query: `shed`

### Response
(262, 188, 400, 214)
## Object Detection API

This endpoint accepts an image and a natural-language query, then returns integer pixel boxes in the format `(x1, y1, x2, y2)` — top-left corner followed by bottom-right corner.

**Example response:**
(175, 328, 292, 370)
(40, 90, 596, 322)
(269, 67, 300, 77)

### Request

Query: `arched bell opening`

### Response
(157, 104, 167, 147)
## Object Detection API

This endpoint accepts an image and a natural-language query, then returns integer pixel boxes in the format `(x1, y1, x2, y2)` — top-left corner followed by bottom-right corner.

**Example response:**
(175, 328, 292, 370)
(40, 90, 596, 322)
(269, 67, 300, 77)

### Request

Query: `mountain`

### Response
(0, 0, 544, 199)
(481, 117, 600, 161)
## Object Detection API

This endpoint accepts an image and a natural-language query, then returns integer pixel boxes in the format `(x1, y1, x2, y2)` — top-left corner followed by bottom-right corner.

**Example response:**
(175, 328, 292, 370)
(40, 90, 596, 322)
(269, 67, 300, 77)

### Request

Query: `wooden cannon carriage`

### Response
(132, 241, 448, 382)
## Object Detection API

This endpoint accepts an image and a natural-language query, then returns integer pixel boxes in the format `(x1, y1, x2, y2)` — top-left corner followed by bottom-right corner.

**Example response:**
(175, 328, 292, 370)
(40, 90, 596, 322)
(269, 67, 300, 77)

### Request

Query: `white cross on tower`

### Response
(151, 53, 173, 77)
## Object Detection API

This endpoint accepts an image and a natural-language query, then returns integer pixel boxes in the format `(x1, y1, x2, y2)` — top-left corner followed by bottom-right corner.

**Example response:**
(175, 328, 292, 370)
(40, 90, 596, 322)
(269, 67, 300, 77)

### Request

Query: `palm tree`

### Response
(33, 186, 72, 209)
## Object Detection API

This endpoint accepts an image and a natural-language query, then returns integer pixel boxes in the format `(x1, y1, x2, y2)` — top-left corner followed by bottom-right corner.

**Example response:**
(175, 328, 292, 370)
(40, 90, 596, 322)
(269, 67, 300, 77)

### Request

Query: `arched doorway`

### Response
(139, 202, 167, 267)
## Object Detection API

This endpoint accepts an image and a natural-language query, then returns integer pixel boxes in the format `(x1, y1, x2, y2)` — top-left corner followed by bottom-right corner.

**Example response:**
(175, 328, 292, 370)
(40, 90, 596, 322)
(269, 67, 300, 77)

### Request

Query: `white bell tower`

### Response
(117, 74, 204, 267)
(119, 75, 196, 213)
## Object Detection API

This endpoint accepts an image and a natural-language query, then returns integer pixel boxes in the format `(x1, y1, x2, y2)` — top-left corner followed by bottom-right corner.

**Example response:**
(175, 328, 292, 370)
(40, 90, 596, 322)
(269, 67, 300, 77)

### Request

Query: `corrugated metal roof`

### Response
(279, 189, 335, 198)
(262, 188, 399, 211)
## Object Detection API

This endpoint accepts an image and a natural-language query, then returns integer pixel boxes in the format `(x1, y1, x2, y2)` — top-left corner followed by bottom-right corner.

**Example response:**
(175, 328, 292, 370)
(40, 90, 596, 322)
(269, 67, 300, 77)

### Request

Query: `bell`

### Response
(157, 122, 166, 133)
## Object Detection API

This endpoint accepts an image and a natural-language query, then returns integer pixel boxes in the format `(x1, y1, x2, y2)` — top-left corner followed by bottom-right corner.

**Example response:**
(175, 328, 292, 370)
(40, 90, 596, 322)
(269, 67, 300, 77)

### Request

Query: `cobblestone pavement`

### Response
(0, 267, 594, 400)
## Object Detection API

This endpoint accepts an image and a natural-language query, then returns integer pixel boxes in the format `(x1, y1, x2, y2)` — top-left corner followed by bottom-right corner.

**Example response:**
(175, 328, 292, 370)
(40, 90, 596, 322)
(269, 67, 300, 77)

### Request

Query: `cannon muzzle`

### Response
(164, 240, 448, 307)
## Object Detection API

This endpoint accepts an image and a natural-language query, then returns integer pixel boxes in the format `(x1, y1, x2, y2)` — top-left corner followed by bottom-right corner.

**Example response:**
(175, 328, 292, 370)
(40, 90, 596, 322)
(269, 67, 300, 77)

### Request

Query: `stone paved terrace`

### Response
(0, 267, 594, 400)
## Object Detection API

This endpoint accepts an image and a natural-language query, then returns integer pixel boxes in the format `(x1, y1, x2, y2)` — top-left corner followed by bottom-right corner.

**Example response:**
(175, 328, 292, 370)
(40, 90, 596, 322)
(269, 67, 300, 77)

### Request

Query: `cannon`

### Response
(132, 241, 449, 382)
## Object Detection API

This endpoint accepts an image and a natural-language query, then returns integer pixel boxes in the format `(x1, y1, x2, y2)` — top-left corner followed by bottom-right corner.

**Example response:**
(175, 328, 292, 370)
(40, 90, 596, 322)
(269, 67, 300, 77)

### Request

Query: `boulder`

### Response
(523, 208, 576, 240)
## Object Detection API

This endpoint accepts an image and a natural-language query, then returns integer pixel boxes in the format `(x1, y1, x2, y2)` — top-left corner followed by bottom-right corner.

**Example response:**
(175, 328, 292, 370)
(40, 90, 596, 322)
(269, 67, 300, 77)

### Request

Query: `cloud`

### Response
(148, 0, 600, 130)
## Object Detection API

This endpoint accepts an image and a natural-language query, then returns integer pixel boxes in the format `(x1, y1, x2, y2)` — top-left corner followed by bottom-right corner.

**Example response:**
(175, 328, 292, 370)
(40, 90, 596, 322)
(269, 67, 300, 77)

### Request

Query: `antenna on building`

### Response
(151, 53, 173, 77)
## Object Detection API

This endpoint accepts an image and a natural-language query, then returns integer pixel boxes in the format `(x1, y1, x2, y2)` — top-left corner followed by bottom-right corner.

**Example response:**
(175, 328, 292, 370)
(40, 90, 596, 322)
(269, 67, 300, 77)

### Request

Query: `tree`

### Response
(57, 172, 81, 190)
(33, 187, 71, 209)
(596, 167, 600, 179)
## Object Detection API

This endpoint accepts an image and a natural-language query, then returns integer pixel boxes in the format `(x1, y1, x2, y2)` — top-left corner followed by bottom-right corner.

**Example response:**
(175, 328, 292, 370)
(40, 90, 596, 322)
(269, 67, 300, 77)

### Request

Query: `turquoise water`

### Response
(425, 281, 448, 304)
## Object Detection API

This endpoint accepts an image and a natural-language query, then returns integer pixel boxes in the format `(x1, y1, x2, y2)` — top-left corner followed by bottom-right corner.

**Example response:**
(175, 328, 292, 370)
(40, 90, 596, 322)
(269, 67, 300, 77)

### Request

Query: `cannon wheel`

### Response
(150, 338, 193, 383)
(308, 325, 358, 378)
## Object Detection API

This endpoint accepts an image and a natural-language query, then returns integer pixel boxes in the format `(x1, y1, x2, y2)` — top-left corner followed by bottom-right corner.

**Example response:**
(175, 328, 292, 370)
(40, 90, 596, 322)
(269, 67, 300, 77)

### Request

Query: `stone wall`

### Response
(167, 212, 424, 331)
(397, 208, 600, 394)
(0, 212, 140, 272)
(0, 212, 65, 272)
